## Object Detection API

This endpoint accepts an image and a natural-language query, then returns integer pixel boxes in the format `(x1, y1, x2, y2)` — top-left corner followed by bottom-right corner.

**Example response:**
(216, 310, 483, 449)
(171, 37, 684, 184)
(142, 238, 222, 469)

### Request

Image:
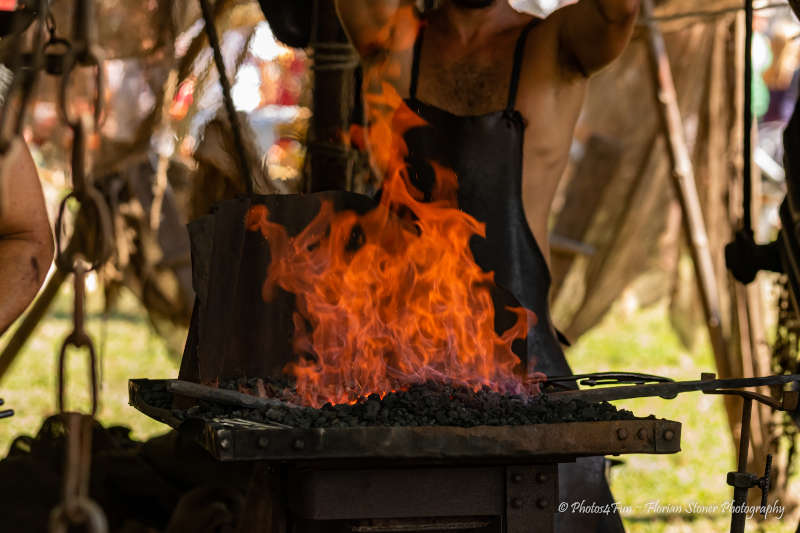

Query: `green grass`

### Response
(0, 278, 177, 449)
(0, 282, 796, 531)
(568, 302, 794, 532)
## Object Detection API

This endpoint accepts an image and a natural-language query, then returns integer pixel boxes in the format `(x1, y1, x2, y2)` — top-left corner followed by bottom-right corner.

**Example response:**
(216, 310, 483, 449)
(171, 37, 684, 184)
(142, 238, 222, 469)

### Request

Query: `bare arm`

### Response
(0, 137, 53, 334)
(334, 0, 417, 59)
(556, 0, 640, 76)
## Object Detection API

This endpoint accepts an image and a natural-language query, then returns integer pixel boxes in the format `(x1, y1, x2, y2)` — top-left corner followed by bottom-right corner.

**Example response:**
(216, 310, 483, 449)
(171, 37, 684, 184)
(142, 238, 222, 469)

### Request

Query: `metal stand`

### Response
(285, 463, 558, 533)
(703, 386, 796, 533)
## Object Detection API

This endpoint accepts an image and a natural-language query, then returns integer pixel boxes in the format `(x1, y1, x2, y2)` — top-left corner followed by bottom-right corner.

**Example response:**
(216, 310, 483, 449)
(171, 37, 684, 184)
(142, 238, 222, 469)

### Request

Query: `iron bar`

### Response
(730, 397, 752, 533)
(743, 0, 754, 236)
(548, 373, 800, 404)
(167, 379, 302, 411)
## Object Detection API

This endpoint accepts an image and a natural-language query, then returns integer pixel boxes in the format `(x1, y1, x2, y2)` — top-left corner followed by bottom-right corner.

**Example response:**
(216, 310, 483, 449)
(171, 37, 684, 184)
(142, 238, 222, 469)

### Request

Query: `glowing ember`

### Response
(245, 20, 541, 407)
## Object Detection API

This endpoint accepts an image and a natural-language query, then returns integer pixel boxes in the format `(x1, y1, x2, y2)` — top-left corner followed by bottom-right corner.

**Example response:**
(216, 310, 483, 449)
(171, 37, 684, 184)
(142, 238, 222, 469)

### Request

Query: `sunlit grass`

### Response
(0, 282, 176, 449)
(568, 302, 795, 532)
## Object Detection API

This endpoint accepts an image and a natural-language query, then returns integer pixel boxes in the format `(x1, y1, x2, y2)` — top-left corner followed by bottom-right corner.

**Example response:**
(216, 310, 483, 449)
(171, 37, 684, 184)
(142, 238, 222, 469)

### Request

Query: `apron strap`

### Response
(506, 19, 540, 111)
(409, 24, 425, 100)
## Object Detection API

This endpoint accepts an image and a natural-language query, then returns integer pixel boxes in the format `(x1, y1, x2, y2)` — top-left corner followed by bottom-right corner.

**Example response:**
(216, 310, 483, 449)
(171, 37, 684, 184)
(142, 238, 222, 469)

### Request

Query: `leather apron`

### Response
(401, 19, 625, 533)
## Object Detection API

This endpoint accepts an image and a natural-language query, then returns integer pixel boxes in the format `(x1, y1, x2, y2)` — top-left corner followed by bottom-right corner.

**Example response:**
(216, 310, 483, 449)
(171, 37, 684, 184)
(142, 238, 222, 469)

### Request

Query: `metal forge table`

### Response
(130, 379, 681, 533)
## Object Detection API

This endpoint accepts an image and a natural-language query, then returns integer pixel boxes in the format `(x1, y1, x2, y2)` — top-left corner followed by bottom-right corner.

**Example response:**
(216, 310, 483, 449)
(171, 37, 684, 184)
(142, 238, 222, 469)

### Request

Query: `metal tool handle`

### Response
(760, 454, 772, 517)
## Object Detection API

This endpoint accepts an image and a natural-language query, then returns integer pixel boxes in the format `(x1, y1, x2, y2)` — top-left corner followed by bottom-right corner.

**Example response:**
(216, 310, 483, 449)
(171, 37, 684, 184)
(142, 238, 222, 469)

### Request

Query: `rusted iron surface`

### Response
(129, 379, 681, 462)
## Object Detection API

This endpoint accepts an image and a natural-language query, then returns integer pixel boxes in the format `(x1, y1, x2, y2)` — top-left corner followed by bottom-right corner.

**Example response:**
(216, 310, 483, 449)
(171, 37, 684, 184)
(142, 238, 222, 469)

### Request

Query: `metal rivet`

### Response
(536, 498, 549, 509)
(637, 428, 647, 440)
(258, 436, 270, 448)
(511, 497, 523, 509)
(663, 429, 675, 441)
(536, 472, 548, 483)
(617, 428, 628, 440)
(219, 438, 230, 450)
(511, 473, 523, 483)
(292, 438, 305, 450)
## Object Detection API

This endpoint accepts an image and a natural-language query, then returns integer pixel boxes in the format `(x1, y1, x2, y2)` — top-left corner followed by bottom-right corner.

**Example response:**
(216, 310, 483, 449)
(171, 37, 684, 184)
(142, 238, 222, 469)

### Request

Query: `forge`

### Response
(130, 378, 681, 533)
(126, 190, 685, 533)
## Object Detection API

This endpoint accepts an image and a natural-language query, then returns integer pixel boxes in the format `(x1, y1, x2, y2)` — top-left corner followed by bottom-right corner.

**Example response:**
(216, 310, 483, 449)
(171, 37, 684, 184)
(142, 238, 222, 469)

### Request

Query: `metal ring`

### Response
(44, 36, 72, 54)
(54, 187, 114, 273)
(49, 497, 108, 533)
(57, 334, 99, 417)
(57, 46, 105, 130)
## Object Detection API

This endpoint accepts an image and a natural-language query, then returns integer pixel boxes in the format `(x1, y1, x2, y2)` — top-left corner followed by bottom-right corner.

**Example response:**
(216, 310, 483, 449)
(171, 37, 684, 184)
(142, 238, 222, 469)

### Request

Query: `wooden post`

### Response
(642, 0, 731, 373)
(0, 268, 68, 381)
(307, 0, 358, 192)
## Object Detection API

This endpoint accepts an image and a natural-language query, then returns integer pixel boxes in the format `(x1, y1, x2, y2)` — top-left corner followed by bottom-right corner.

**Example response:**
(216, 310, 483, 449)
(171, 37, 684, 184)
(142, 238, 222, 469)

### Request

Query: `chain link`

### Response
(53, 0, 112, 273)
(57, 258, 99, 416)
(48, 414, 107, 533)
(50, 2, 109, 531)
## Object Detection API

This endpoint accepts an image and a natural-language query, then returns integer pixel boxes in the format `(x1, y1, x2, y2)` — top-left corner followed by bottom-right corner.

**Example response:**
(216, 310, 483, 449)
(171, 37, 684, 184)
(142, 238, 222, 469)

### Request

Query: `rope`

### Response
(311, 42, 359, 72)
(198, 0, 254, 195)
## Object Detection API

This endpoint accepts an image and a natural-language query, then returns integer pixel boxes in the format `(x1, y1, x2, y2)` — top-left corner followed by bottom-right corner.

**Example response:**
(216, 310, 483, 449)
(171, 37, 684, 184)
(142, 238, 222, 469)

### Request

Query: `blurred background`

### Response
(2, 0, 800, 530)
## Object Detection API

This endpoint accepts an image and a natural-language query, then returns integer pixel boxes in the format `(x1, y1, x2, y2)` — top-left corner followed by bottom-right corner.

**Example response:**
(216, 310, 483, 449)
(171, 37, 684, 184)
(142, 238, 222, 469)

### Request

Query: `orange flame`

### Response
(245, 15, 540, 407)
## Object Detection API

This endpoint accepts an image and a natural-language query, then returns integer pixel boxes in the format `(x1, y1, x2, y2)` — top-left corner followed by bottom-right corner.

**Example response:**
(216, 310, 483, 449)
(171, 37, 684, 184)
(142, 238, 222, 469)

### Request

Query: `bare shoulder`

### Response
(518, 11, 588, 84)
(336, 0, 419, 60)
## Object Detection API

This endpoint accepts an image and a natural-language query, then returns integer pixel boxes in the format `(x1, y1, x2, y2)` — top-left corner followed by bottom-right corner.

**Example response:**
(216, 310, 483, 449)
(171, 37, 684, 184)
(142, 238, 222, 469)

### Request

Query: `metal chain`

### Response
(50, 257, 105, 532)
(53, 0, 112, 273)
(57, 259, 99, 416)
(50, 2, 109, 531)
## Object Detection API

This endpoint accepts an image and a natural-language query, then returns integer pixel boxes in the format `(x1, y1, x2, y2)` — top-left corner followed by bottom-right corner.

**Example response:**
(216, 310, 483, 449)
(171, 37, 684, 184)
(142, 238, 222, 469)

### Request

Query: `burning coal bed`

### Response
(157, 380, 640, 429)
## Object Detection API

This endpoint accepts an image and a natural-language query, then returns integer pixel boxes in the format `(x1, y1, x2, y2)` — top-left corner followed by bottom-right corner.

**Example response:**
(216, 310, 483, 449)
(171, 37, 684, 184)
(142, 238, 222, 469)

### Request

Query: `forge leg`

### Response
(505, 465, 557, 533)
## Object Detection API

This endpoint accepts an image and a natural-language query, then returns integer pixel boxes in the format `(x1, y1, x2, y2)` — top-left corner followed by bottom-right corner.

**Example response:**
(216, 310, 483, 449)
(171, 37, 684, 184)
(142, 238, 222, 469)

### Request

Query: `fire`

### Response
(245, 14, 541, 407)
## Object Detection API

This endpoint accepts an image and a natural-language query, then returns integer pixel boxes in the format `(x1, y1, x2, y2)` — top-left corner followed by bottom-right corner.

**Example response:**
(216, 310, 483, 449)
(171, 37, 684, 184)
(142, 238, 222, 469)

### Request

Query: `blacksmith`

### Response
(335, 0, 639, 531)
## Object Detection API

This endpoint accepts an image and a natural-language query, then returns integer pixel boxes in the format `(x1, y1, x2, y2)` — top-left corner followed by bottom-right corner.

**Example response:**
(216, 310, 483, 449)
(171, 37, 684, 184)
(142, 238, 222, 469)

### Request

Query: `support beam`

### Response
(642, 0, 730, 372)
(307, 0, 358, 192)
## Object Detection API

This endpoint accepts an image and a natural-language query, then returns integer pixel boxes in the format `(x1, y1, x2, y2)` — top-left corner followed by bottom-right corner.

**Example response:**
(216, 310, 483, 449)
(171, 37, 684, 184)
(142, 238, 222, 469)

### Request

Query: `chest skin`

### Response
(368, 13, 588, 267)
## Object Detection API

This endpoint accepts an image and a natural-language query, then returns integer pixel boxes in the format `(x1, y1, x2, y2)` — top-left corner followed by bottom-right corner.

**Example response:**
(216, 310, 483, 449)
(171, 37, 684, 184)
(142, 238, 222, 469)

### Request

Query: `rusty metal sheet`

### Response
(129, 379, 681, 462)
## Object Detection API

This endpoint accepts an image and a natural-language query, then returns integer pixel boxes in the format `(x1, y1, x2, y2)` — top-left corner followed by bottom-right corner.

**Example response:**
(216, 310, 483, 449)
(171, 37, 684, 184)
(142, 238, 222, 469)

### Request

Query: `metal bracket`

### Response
(505, 465, 557, 533)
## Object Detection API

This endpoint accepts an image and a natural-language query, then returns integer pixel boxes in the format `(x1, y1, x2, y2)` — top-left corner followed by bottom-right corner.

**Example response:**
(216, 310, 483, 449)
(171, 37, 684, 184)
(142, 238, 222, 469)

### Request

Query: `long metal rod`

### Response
(548, 374, 800, 404)
(730, 398, 752, 533)
(167, 380, 302, 411)
(743, 0, 754, 236)
(642, 0, 731, 373)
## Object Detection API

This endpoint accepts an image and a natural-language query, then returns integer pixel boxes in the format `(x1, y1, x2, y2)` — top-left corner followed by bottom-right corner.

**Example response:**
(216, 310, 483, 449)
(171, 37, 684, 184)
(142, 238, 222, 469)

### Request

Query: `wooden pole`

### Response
(642, 0, 731, 370)
(307, 0, 358, 192)
(0, 268, 68, 381)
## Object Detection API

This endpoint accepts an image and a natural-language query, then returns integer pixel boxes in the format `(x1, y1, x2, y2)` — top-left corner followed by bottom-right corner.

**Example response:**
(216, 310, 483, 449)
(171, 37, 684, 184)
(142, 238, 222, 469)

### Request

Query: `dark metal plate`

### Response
(129, 379, 681, 462)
